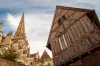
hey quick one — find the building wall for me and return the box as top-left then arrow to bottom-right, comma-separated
64,46 -> 100,66
82,51 -> 100,66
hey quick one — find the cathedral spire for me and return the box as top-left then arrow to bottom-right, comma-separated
14,13 -> 26,39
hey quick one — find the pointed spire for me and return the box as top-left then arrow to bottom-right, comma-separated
14,13 -> 26,39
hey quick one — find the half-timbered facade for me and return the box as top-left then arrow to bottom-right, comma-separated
46,6 -> 100,66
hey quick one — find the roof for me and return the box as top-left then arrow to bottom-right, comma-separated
46,5 -> 100,50
30,53 -> 38,57
56,5 -> 92,12
30,52 -> 40,59
41,50 -> 50,60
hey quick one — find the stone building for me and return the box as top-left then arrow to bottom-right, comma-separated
30,52 -> 40,66
30,50 -> 54,66
0,13 -> 33,66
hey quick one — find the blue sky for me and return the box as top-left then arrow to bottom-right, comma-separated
0,0 -> 100,57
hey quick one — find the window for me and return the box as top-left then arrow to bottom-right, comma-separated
62,15 -> 66,20
62,35 -> 68,47
58,38 -> 63,50
58,15 -> 66,25
65,30 -> 73,46
58,19 -> 62,25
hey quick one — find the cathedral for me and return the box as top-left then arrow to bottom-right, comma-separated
0,13 -> 33,66
0,13 -> 54,66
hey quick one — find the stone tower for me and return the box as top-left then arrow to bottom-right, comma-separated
14,13 -> 29,56
14,13 -> 26,39
12,13 -> 30,65
0,23 -> 3,43
0,14 -> 32,66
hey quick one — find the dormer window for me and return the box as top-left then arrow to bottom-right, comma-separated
58,15 -> 66,25
62,15 -> 66,20
58,19 -> 62,25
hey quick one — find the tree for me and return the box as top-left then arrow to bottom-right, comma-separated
47,62 -> 51,66
40,63 -> 43,66
0,49 -> 19,62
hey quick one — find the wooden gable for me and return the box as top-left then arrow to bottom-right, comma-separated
46,6 -> 100,50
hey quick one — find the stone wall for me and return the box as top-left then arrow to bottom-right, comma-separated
0,59 -> 26,66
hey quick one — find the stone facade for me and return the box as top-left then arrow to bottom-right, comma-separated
0,13 -> 33,66
30,52 -> 40,66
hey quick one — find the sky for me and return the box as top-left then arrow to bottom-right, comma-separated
0,0 -> 100,57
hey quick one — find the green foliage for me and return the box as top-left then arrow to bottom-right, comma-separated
47,62 -> 51,66
0,49 -> 19,62
40,64 -> 43,66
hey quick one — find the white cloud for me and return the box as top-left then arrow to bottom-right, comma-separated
0,0 -> 100,16
77,0 -> 100,4
30,0 -> 51,2
6,13 -> 21,29
6,13 -> 53,57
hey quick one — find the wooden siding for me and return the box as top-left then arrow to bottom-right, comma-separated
47,6 -> 100,66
